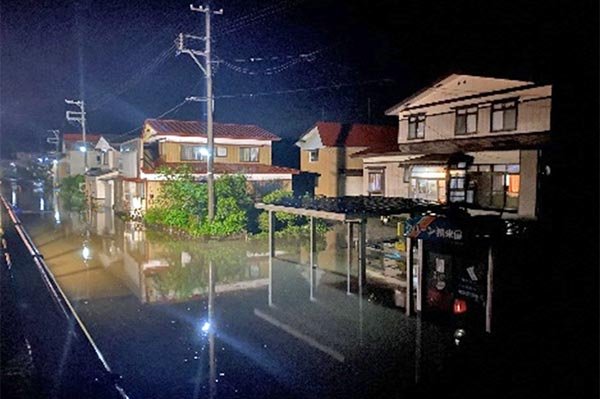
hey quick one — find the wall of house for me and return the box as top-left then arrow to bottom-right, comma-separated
518,150 -> 538,218
345,176 -> 363,196
146,180 -> 163,209
468,150 -> 520,165
300,147 -> 338,196
159,142 -> 272,165
300,147 -> 366,197
397,97 -> 552,143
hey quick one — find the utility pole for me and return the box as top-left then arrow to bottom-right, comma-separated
65,99 -> 88,171
46,129 -> 60,154
176,3 -> 223,221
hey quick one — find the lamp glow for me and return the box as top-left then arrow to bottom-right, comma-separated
79,146 -> 87,152
82,245 -> 91,260
199,147 -> 210,157
201,321 -> 211,333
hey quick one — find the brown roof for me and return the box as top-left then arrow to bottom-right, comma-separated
63,133 -> 102,143
301,122 -> 397,147
398,153 -> 474,165
143,162 -> 299,175
352,131 -> 551,157
145,119 -> 281,141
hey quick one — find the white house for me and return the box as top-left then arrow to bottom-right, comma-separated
355,74 -> 552,218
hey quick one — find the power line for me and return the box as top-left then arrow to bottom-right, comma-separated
213,0 -> 304,38
214,78 -> 395,99
113,99 -> 189,141
89,44 -> 176,111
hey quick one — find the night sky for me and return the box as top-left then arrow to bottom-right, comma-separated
0,0 -> 597,157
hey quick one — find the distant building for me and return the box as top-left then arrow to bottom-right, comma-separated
117,118 -> 299,214
295,122 -> 398,197
354,74 -> 552,218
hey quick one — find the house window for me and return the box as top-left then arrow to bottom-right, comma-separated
240,147 -> 259,162
181,145 -> 207,161
368,170 -> 384,195
469,164 -> 520,210
408,114 -> 425,139
455,106 -> 478,135
409,166 -> 446,203
216,147 -> 227,157
308,149 -> 319,162
491,100 -> 517,132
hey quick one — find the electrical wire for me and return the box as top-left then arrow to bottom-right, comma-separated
214,78 -> 395,99
112,99 -> 190,141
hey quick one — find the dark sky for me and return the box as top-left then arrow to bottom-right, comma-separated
0,0 -> 597,156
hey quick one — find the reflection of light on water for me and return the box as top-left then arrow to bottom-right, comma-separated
40,197 -> 45,211
82,244 -> 92,261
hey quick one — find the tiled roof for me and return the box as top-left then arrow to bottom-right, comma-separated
305,122 -> 398,147
352,131 -> 551,157
143,161 -> 299,175
63,133 -> 103,143
145,119 -> 281,141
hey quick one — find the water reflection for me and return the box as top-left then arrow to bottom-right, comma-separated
7,182 -> 455,399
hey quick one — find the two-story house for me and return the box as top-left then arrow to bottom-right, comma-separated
295,122 -> 398,197
85,136 -> 121,210
56,133 -> 103,180
117,118 -> 299,214
355,74 -> 552,218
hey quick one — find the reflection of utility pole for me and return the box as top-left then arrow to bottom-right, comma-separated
176,3 -> 223,221
208,259 -> 216,398
65,99 -> 88,171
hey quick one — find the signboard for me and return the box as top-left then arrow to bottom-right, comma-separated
406,215 -> 464,242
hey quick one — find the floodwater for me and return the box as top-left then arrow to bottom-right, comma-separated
2,181 -> 574,398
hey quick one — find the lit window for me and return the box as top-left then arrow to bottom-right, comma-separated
455,107 -> 478,135
491,100 -> 517,132
181,145 -> 207,161
408,114 -> 425,139
368,170 -> 384,194
216,147 -> 227,157
240,147 -> 259,162
309,149 -> 319,162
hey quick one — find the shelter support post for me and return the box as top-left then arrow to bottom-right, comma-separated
346,222 -> 353,295
406,237 -> 413,316
358,219 -> 367,294
416,238 -> 423,312
310,216 -> 316,301
268,210 -> 274,307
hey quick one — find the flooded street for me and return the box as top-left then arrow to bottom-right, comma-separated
1,182 -> 574,398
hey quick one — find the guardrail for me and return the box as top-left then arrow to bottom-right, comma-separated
0,195 -> 129,399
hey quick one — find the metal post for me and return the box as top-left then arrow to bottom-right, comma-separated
268,210 -> 274,307
406,236 -> 413,316
358,219 -> 367,293
309,216 -> 316,301
486,245 -> 494,333
416,238 -> 423,312
346,222 -> 353,295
